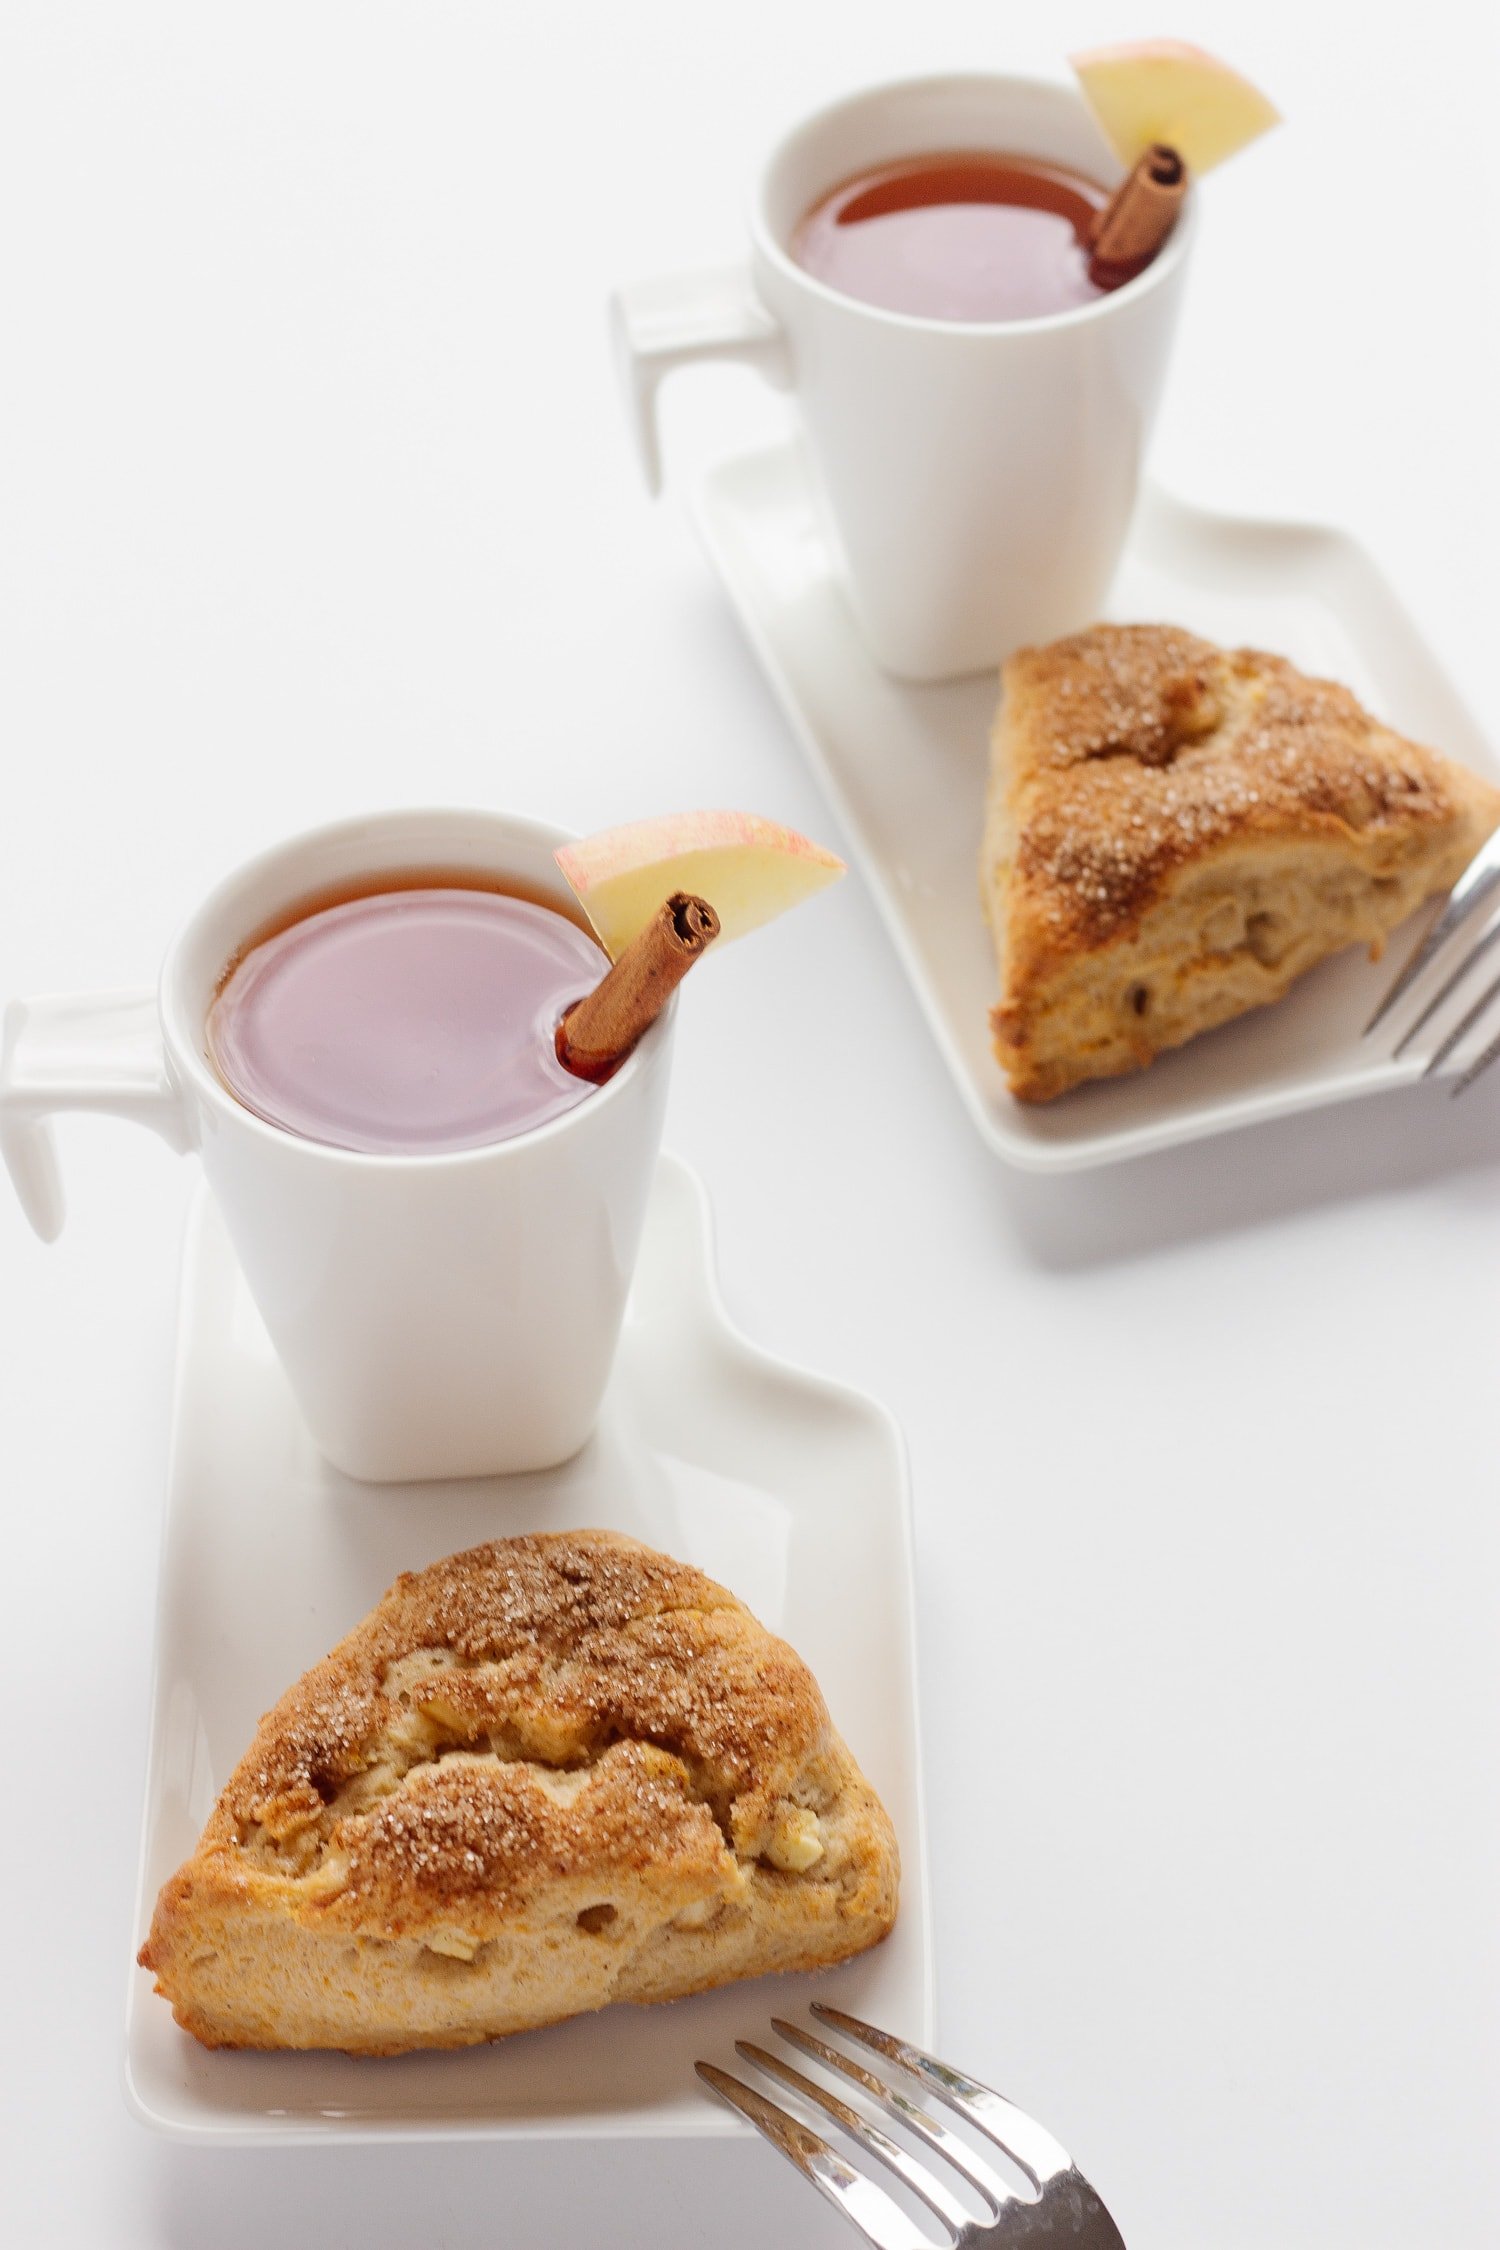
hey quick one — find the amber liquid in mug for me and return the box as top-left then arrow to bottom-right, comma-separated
207,874 -> 609,1155
790,150 -> 1111,323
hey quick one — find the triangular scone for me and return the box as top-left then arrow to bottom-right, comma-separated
139,1531 -> 898,2053
983,624 -> 1500,1102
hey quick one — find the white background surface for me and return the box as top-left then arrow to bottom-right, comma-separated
1,4 -> 1497,2245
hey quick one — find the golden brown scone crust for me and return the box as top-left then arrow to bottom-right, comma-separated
983,624 -> 1500,1101
139,1531 -> 899,2053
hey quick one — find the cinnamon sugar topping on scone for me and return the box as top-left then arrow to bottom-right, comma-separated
139,1531 -> 898,2052
983,624 -> 1500,1101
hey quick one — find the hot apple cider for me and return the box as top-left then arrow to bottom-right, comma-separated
790,150 -> 1114,323
208,878 -> 608,1154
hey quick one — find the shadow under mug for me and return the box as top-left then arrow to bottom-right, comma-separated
0,809 -> 675,1483
613,71 -> 1195,682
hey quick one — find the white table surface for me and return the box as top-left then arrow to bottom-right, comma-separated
2,5 -> 1497,2245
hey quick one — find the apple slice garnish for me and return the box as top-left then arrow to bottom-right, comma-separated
1071,40 -> 1280,176
556,811 -> 844,959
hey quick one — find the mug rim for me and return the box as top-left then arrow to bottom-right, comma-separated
157,806 -> 673,1171
749,68 -> 1197,339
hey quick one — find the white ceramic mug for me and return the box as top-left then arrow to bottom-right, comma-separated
0,810 -> 674,1483
613,72 -> 1194,682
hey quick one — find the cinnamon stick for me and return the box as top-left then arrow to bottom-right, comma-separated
1087,143 -> 1187,289
557,891 -> 720,1082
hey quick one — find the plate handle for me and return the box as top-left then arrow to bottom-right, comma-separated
0,990 -> 194,1242
609,264 -> 791,494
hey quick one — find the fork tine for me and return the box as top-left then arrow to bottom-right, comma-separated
811,2004 -> 1072,2187
1451,1017 -> 1500,1098
1365,832 -> 1500,1034
737,2040 -> 969,2237
771,2017 -> 1019,2214
695,2064 -> 931,2250
1392,912 -> 1500,1058
1417,960 -> 1500,1079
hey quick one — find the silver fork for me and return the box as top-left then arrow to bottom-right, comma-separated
697,2005 -> 1126,2250
1364,828 -> 1500,1093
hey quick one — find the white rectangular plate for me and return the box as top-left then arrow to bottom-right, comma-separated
126,1154 -> 932,2143
694,443 -> 1497,1170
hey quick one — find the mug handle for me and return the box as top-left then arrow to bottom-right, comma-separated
0,991 -> 194,1242
609,265 -> 792,494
